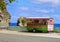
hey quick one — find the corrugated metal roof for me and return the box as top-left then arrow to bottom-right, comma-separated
26,17 -> 50,18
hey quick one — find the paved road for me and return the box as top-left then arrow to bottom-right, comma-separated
0,33 -> 60,42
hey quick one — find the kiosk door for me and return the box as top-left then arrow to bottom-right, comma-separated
48,19 -> 54,31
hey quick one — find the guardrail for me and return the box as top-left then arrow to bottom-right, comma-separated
8,26 -> 28,31
54,27 -> 60,33
0,26 -> 8,29
0,26 -> 60,33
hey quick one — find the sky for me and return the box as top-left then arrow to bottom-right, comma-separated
6,0 -> 60,24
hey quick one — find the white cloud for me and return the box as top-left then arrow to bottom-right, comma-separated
42,15 -> 50,17
36,9 -> 50,13
18,6 -> 29,10
35,9 -> 54,13
53,14 -> 60,18
10,16 -> 20,23
53,14 -> 60,23
29,0 -> 60,6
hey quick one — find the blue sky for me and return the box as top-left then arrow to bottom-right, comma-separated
6,0 -> 60,24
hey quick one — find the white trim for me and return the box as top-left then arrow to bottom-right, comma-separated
26,17 -> 50,18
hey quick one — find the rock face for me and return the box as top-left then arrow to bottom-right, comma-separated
0,0 -> 12,27
0,10 -> 11,26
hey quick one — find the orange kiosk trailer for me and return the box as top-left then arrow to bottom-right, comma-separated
19,17 -> 54,32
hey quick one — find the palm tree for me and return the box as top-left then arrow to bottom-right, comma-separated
18,17 -> 27,27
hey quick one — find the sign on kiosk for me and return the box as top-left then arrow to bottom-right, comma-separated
48,18 -> 54,31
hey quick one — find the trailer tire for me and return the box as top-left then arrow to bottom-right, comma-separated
33,29 -> 36,32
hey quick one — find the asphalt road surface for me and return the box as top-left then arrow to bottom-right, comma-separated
0,33 -> 60,42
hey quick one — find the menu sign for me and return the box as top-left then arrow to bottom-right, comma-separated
48,19 -> 54,31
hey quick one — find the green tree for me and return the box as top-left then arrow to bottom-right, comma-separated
0,0 -> 15,11
9,0 -> 15,3
0,0 -> 15,19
